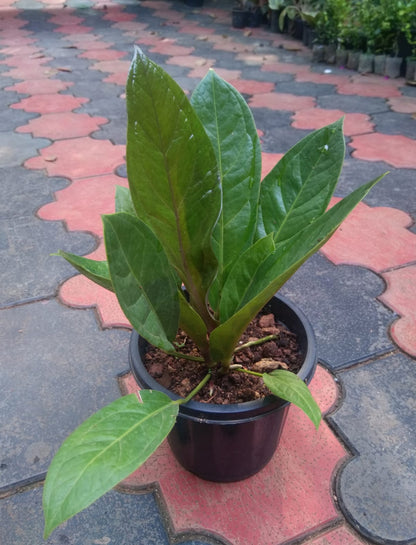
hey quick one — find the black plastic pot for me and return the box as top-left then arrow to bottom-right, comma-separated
184,0 -> 203,6
129,295 -> 317,482
232,8 -> 247,29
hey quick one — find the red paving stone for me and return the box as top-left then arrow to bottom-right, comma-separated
336,78 -> 402,98
37,173 -> 127,234
262,152 -> 283,177
379,266 -> 416,358
5,79 -> 73,94
388,96 -> 416,114
149,39 -> 194,57
292,108 -> 373,136
349,133 -> 416,168
89,59 -> 131,78
25,137 -> 125,179
16,112 -> 108,139
228,78 -> 275,95
262,60 -> 311,75
321,199 -> 416,273
120,365 -> 346,545
78,49 -> 127,61
303,525 -> 367,544
166,55 -> 214,69
10,94 -> 88,114
249,92 -> 315,111
235,52 -> 279,65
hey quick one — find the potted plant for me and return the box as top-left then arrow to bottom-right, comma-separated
42,49 -> 384,538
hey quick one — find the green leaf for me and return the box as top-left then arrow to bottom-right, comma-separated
126,48 -> 221,318
56,250 -> 113,292
218,234 -> 275,322
178,290 -> 209,356
43,391 -> 178,538
258,119 -> 345,243
115,185 -> 136,215
210,174 -> 384,363
191,70 -> 262,310
263,370 -> 321,429
103,212 -> 179,352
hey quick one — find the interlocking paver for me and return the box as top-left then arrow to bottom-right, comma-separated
1,1 -> 415,544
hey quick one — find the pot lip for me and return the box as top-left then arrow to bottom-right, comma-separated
129,294 -> 317,419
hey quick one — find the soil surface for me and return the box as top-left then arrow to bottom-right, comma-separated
144,308 -> 303,404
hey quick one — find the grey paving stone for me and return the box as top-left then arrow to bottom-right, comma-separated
372,110 -> 416,139
0,487 -> 224,545
317,93 -> 388,114
251,107 -> 310,153
0,133 -> 50,168
0,166 -> 68,218
0,300 -> 130,490
0,215 -> 94,306
329,352 -> 416,543
276,80 -> 337,96
0,108 -> 37,132
337,159 -> 416,219
280,253 -> 395,368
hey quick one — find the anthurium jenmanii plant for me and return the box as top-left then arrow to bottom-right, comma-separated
43,48 -> 384,538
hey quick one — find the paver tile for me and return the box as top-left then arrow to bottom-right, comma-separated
11,93 -> 88,114
349,133 -> 416,168
25,136 -> 125,178
120,366 -> 346,545
249,91 -> 315,111
16,111 -> 108,139
5,78 -> 73,94
321,199 -> 416,272
38,173 -> 127,233
292,108 -> 373,135
380,265 -> 416,357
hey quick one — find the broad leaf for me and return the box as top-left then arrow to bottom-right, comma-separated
263,370 -> 321,429
257,119 -> 345,242
115,185 -> 136,215
57,250 -> 113,292
191,70 -> 262,311
210,175 -> 384,363
126,48 -> 221,318
218,234 -> 275,322
103,212 -> 179,352
43,391 -> 178,538
178,291 -> 209,357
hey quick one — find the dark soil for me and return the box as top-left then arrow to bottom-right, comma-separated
143,308 -> 303,405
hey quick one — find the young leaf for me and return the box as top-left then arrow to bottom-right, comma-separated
126,48 -> 221,317
43,391 -> 179,539
115,185 -> 136,215
103,212 -> 179,352
257,119 -> 345,242
191,70 -> 262,310
263,370 -> 321,429
210,174 -> 384,363
56,250 -> 113,292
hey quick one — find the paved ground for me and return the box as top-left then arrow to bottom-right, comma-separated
0,0 -> 415,544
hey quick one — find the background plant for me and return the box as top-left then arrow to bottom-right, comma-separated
42,49 -> 384,539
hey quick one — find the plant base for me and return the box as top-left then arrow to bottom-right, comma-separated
129,295 -> 317,482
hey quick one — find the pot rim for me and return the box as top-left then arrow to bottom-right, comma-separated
129,294 -> 317,420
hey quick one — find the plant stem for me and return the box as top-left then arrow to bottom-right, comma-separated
169,350 -> 205,362
175,372 -> 212,404
235,368 -> 263,377
234,334 -> 278,353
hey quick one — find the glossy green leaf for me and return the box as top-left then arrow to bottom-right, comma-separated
263,370 -> 321,429
218,234 -> 275,322
126,48 -> 221,318
178,290 -> 210,357
257,119 -> 345,243
191,70 -> 262,310
210,175 -> 383,363
43,391 -> 178,538
103,212 -> 179,352
56,250 -> 113,292
115,185 -> 136,215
